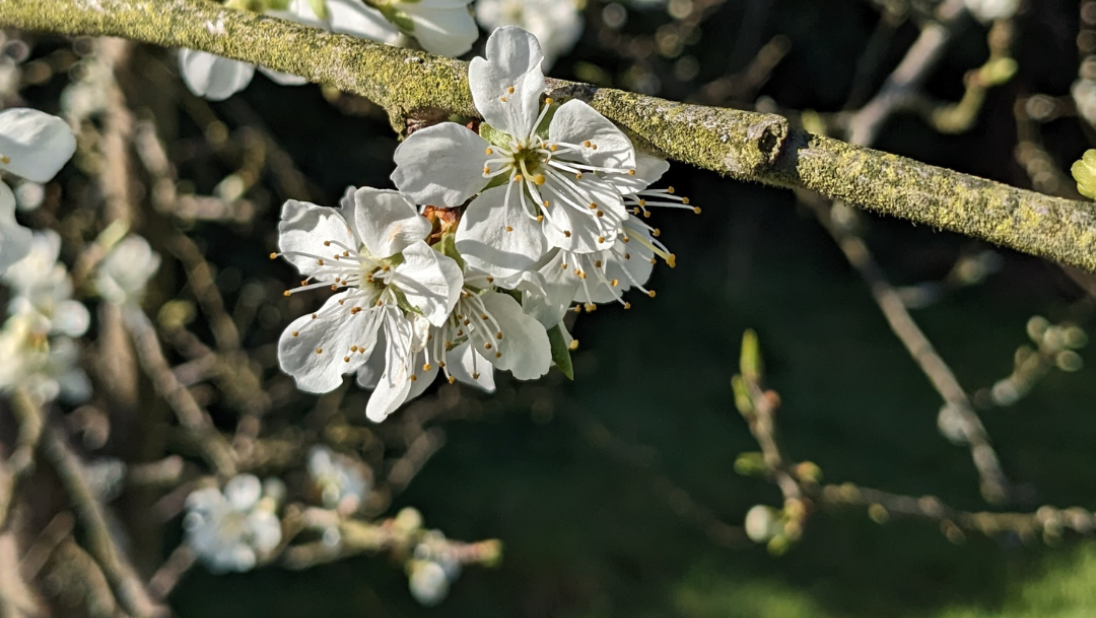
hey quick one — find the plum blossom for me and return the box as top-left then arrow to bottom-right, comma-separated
392,26 -> 637,281
184,475 -> 283,573
0,108 -> 76,274
273,187 -> 463,421
95,235 -> 162,305
3,231 -> 90,338
0,311 -> 90,406
475,0 -> 583,69
179,0 -> 476,101
308,446 -> 371,514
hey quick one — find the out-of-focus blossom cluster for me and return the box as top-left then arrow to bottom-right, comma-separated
271,27 -> 696,422
185,475 -> 285,573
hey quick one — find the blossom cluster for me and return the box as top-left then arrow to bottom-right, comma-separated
273,27 -> 694,421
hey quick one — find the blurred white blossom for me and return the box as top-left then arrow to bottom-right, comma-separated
96,235 -> 161,305
0,311 -> 90,405
3,230 -> 90,338
475,0 -> 583,68
184,475 -> 283,573
964,0 -> 1019,22
308,446 -> 370,514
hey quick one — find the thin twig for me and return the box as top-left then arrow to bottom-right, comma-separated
39,423 -> 164,618
121,305 -> 238,477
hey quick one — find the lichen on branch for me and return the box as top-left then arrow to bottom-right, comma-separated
3,0 -> 1096,271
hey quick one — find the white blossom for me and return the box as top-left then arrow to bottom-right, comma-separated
0,108 -> 76,274
308,446 -> 371,514
96,235 -> 162,305
965,0 -> 1019,22
0,311 -> 90,405
475,0 -> 583,68
392,27 -> 636,281
408,559 -> 451,606
3,231 -> 90,338
274,187 -> 463,422
184,475 -> 283,573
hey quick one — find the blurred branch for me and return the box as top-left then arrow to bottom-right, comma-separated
4,1 -> 1096,271
122,305 -> 238,478
39,423 -> 165,618
0,388 -> 46,531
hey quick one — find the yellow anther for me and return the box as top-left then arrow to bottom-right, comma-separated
624,252 -> 631,259
486,276 -> 495,283
667,186 -> 675,194
569,339 -> 579,351
573,306 -> 582,313
668,254 -> 677,268
537,215 -> 544,222
624,302 -> 632,310
638,199 -> 647,207
311,314 -> 317,319
597,236 -> 606,243
496,332 -> 503,340
597,210 -> 604,218
317,258 -> 324,265
595,260 -> 603,268
611,279 -> 618,287
448,376 -> 456,383
648,290 -> 657,298
330,284 -> 338,291
495,352 -> 502,358
652,229 -> 661,237
486,147 -> 493,155
650,258 -> 657,265
643,211 -> 651,218
513,174 -> 523,182
323,241 -> 331,246
472,373 -> 480,380
344,356 -> 350,362
292,331 -> 299,337
485,342 -> 493,350
351,345 -> 359,352
544,97 -> 553,105
410,374 -> 418,382
484,167 -> 491,174
283,290 -> 291,297
550,144 -> 558,152
583,140 -> 592,147
0,156 -> 9,164
682,197 -> 691,205
315,348 -> 323,354
579,272 -> 587,279
269,252 -> 278,259
506,226 -> 514,232
628,169 -> 636,176
543,200 -> 551,207
480,313 -> 488,320
534,174 -> 546,185
693,206 -> 702,214
575,172 -> 583,180
564,230 -> 572,237
508,86 -> 515,94
500,96 -> 508,102
438,361 -> 446,368
584,303 -> 596,312
589,202 -> 597,209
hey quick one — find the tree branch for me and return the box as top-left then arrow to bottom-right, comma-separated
3,0 -> 1096,271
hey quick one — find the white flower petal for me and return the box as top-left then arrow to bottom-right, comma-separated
366,308 -> 415,422
351,188 -> 431,258
328,0 -> 402,41
391,241 -> 463,326
224,474 -> 263,511
355,342 -> 386,390
0,181 -> 32,275
404,6 -> 479,57
278,292 -> 382,393
177,49 -> 255,101
248,510 -> 283,553
278,199 -> 359,278
524,250 -> 578,326
446,342 -> 496,391
455,184 -> 548,280
479,291 -> 550,379
469,26 -> 546,137
0,108 -> 76,183
405,350 -> 440,401
548,100 -> 635,169
257,66 -> 310,86
392,123 -> 490,207
606,150 -> 668,195
52,300 -> 91,337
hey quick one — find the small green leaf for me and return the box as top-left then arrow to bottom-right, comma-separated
547,324 -> 574,380
479,122 -> 512,148
731,375 -> 753,416
739,329 -> 763,381
733,452 -> 767,476
264,0 -> 291,10
1072,149 -> 1096,200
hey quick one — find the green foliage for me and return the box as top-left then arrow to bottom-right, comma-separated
546,324 -> 573,380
